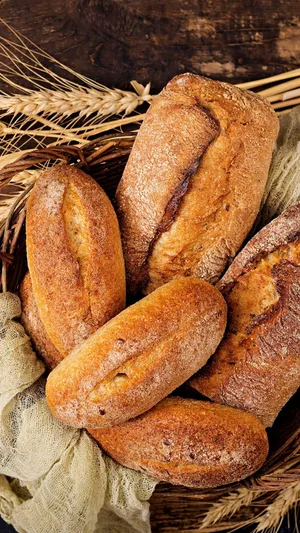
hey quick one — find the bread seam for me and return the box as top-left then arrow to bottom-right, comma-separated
136,112 -> 220,293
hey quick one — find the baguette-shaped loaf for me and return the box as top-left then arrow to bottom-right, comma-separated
189,203 -> 300,427
20,273 -> 63,370
90,397 -> 268,488
116,73 -> 279,296
26,164 -> 126,356
46,278 -> 227,428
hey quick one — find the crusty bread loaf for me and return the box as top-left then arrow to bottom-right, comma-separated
90,397 -> 268,488
20,273 -> 63,370
26,164 -> 126,356
189,203 -> 300,427
46,278 -> 227,428
116,73 -> 279,297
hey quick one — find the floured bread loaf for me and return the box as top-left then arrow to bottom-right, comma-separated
90,397 -> 268,488
189,203 -> 300,427
46,278 -> 227,428
116,73 -> 279,296
26,164 -> 126,356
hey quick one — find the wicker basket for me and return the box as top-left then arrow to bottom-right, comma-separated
0,132 -> 299,533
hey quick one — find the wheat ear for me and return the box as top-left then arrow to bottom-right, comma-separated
254,481 -> 300,532
201,487 -> 257,528
0,83 -> 152,120
0,21 -> 152,155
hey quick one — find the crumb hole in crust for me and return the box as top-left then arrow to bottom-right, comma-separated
99,408 -> 106,415
113,372 -> 128,381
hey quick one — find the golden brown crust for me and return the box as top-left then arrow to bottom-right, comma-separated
46,278 -> 227,428
26,164 -> 126,356
218,202 -> 300,289
116,73 -> 279,297
20,273 -> 63,370
90,397 -> 268,488
189,204 -> 300,427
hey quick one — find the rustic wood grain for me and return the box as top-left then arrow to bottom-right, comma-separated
0,0 -> 299,92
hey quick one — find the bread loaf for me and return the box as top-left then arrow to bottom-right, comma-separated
20,273 -> 63,370
46,278 -> 227,428
90,397 -> 268,488
189,203 -> 300,427
116,73 -> 279,297
26,164 -> 126,356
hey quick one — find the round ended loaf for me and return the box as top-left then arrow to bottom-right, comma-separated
26,164 -> 126,356
46,278 -> 227,428
90,397 -> 269,488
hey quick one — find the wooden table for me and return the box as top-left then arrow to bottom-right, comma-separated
0,0 -> 299,92
0,1 -> 299,532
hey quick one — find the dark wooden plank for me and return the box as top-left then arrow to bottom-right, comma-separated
0,0 -> 299,92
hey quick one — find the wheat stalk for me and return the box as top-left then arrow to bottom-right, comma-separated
259,77 -> 300,98
0,20 -> 151,156
201,487 -> 258,528
0,83 -> 152,120
236,68 -> 300,89
199,443 -> 300,531
254,481 -> 300,532
0,169 -> 39,220
0,113 -> 146,142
